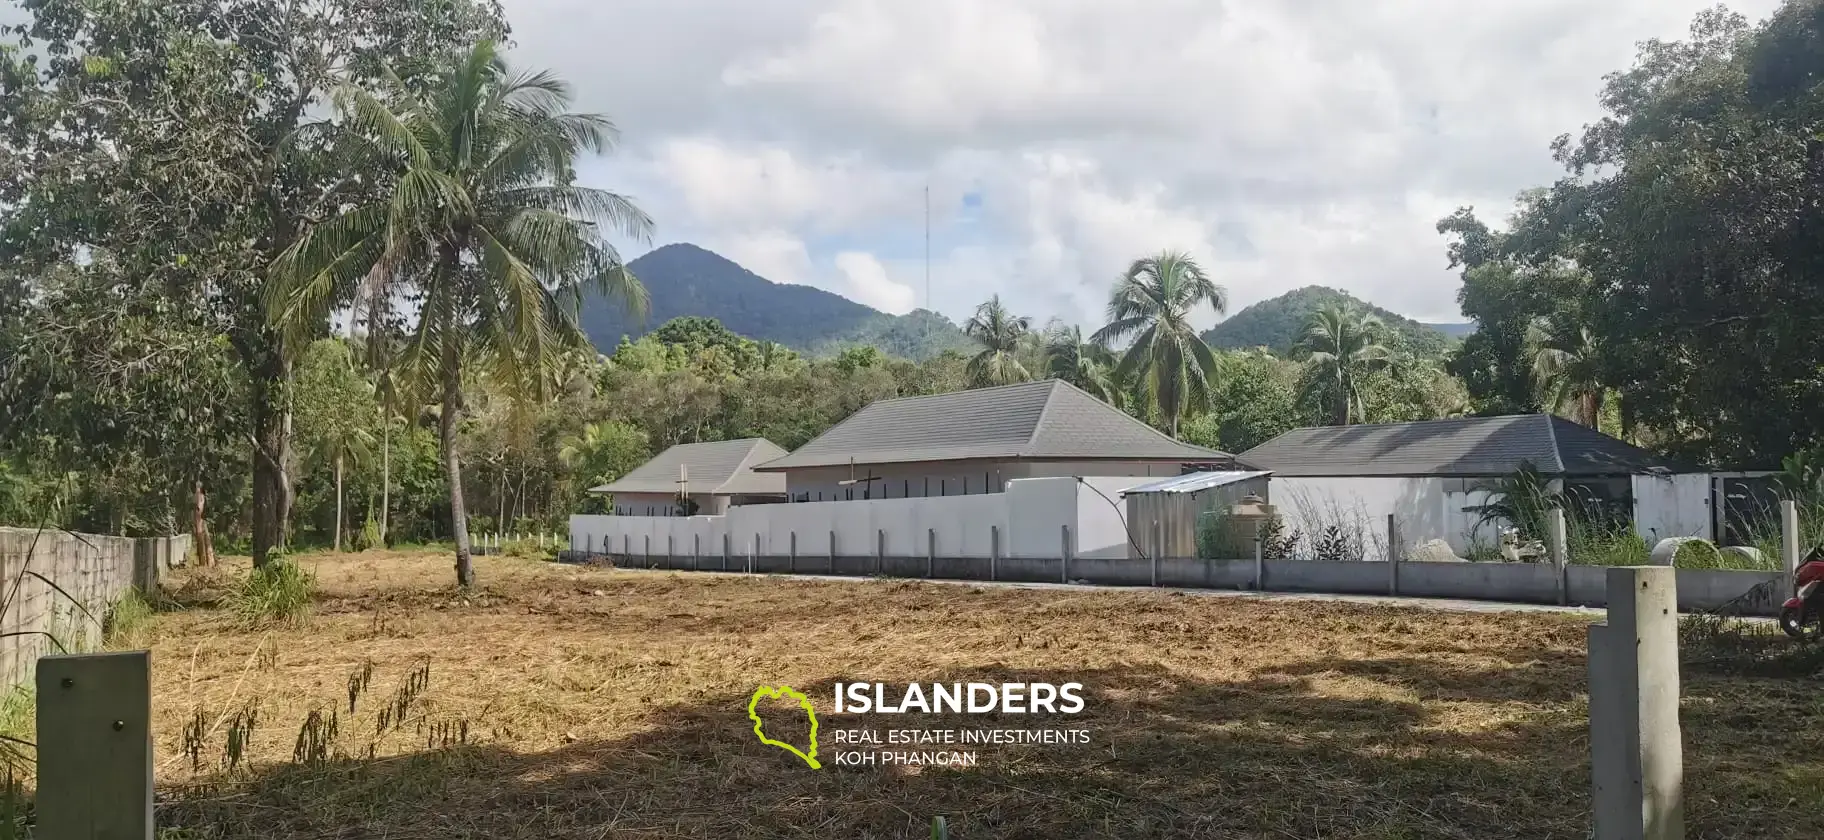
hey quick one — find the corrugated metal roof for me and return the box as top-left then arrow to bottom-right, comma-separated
752,379 -> 1229,471
1237,414 -> 1691,477
589,438 -> 790,496
1120,471 -> 1272,495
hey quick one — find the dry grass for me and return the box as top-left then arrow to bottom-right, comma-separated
143,550 -> 1823,839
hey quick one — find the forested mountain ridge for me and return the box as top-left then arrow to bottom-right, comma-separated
1200,286 -> 1460,356
579,244 -> 972,360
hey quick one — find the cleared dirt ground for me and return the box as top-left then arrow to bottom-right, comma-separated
149,550 -> 1823,839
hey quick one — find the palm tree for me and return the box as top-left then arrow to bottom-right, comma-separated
1090,251 -> 1226,437
1530,318 -> 1604,428
1297,305 -> 1393,426
268,42 -> 653,586
1042,323 -> 1123,407
963,295 -> 1033,387
311,417 -> 376,553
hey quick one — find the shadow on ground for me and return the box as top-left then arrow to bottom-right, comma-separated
156,650 -> 1824,840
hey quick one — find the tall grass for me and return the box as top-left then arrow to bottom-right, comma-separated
104,589 -> 156,649
229,560 -> 316,626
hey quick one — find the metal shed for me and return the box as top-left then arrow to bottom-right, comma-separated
1121,471 -> 1272,560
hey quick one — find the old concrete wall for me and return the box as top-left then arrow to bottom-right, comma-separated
0,528 -> 190,690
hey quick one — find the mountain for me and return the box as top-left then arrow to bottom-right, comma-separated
1421,321 -> 1477,338
578,243 -> 972,360
1200,286 -> 1458,357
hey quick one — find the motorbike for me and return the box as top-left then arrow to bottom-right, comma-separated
1779,551 -> 1824,639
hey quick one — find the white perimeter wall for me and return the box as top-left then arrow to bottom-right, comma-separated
572,475 -> 1149,561
1273,477 -> 1504,556
1631,473 -> 1713,542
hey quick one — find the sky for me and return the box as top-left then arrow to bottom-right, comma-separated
501,0 -> 1786,330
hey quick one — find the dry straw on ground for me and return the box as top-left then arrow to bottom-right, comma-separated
146,550 -> 1822,839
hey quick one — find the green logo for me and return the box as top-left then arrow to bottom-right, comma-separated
748,685 -> 821,769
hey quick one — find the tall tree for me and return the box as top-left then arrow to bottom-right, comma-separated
1042,323 -> 1123,406
0,0 -> 507,565
1296,305 -> 1393,426
1530,318 -> 1605,428
269,41 -> 653,586
962,295 -> 1033,388
1092,251 -> 1226,437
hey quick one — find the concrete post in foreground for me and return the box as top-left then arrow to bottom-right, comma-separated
1386,514 -> 1401,596
37,651 -> 153,840
1781,499 -> 1801,582
1548,508 -> 1569,605
1589,566 -> 1683,840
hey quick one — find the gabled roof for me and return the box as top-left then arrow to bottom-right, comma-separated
752,379 -> 1229,471
1121,471 -> 1272,495
1237,414 -> 1692,477
590,438 -> 789,496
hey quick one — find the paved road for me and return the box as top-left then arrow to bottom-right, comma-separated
619,565 -> 1616,618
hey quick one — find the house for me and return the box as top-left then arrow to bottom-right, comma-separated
750,379 -> 1232,501
590,438 -> 789,516
1237,414 -> 1708,552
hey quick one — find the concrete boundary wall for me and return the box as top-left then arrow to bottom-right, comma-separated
0,527 -> 190,690
576,544 -> 1788,617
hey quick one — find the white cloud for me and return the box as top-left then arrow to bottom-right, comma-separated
507,0 -> 1787,327
833,252 -> 917,314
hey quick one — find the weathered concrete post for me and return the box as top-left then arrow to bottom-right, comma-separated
1781,499 -> 1801,583
1386,514 -> 1401,596
1061,525 -> 1072,583
989,525 -> 999,582
926,528 -> 936,578
1588,566 -> 1683,840
1150,518 -> 1162,587
722,533 -> 731,571
644,534 -> 651,568
828,530 -> 837,572
876,529 -> 885,576
37,651 -> 153,840
789,531 -> 798,574
1253,523 -> 1265,591
693,533 -> 701,571
750,532 -> 759,574
623,534 -> 630,557
1549,507 -> 1570,606
666,534 -> 674,569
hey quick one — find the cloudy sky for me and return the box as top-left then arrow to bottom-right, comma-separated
507,0 -> 1795,330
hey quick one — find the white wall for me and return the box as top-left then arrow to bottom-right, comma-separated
1273,477 -> 1505,557
607,491 -> 731,517
1632,473 -> 1713,542
573,476 -> 1107,561
1074,476 -> 1155,559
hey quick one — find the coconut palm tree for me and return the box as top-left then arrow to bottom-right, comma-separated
1042,323 -> 1123,407
1530,318 -> 1604,428
963,295 -> 1033,387
1297,305 -> 1393,426
1090,251 -> 1226,437
267,41 -> 653,586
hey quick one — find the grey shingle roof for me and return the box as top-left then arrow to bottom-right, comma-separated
1237,414 -> 1692,477
590,438 -> 790,495
752,379 -> 1229,471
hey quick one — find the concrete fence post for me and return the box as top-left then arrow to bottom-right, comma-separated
990,525 -> 999,582
1781,499 -> 1801,585
37,651 -> 153,840
1588,566 -> 1683,840
1548,507 -> 1569,606
623,534 -> 630,557
1253,522 -> 1265,591
1386,514 -> 1401,596
693,534 -> 701,571
723,533 -> 731,572
643,534 -> 651,567
926,528 -> 936,579
876,529 -> 885,576
1150,518 -> 1162,587
789,531 -> 798,574
1061,525 -> 1072,583
666,534 -> 674,569
750,533 -> 759,574
829,529 -> 837,571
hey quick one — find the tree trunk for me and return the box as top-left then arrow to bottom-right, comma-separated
441,345 -> 475,588
333,451 -> 344,553
380,418 -> 391,546
249,351 -> 293,568
1582,390 -> 1603,430
1335,371 -> 1351,426
191,479 -> 216,568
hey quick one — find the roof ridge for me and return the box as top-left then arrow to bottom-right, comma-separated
1022,379 -> 1066,455
1540,413 -> 1566,473
860,378 -> 1055,409
713,439 -> 770,493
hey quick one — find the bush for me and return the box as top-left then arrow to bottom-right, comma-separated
229,560 -> 316,626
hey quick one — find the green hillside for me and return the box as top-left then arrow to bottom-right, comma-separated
578,243 -> 972,360
1201,286 -> 1456,356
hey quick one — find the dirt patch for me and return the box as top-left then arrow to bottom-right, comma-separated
147,551 -> 1822,839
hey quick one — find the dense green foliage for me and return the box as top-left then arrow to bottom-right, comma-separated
1201,286 -> 1456,357
579,243 -> 974,360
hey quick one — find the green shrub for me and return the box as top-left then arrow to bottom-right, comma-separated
103,589 -> 155,648
357,514 -> 384,551
229,560 -> 316,626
